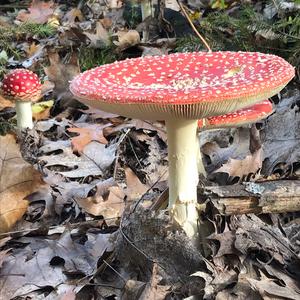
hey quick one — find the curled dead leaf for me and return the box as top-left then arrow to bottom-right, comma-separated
16,0 -> 55,24
114,30 -> 140,49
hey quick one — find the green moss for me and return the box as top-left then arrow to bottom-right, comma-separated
0,23 -> 56,59
78,46 -> 118,71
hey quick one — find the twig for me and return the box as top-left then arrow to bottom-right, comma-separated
177,1 -> 212,52
103,259 -> 127,282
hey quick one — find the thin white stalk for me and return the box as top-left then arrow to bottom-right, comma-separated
141,0 -> 152,42
165,118 -> 200,237
196,137 -> 206,176
15,101 -> 33,129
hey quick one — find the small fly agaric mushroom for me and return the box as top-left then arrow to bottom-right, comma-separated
198,99 -> 273,130
196,99 -> 273,174
70,52 -> 294,238
1,69 -> 41,129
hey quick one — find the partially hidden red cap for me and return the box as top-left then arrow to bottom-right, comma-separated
198,99 -> 273,129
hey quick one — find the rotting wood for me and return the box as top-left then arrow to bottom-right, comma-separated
204,180 -> 300,215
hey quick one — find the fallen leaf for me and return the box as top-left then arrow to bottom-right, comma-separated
223,66 -> 243,78
44,51 -> 80,103
0,134 -> 44,233
0,94 -> 13,110
40,142 -> 117,178
76,180 -> 125,220
16,0 -> 55,24
63,8 -> 84,25
247,271 -> 300,300
114,30 -> 140,49
68,124 -> 111,153
107,0 -> 123,8
0,231 -> 115,298
215,148 -> 262,178
84,21 -> 110,48
23,42 -> 43,58
0,249 -> 10,268
125,167 -> 149,201
60,290 -> 76,300
100,18 -> 113,29
80,107 -> 119,120
139,264 -> 170,300
262,94 -> 300,175
32,100 -> 54,121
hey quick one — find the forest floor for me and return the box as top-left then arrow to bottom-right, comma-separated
0,0 -> 300,299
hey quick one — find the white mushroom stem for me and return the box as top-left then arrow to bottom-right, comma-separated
196,139 -> 206,176
15,101 -> 33,129
166,118 -> 200,237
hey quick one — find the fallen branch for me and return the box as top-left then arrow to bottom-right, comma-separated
204,180 -> 300,215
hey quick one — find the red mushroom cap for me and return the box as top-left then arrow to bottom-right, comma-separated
70,52 -> 294,120
198,99 -> 273,129
1,69 -> 41,102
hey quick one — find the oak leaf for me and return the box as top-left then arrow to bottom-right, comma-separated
16,0 -> 55,24
0,134 -> 44,233
68,123 -> 111,153
44,51 -> 80,103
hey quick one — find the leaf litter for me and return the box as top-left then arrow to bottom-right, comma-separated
0,0 -> 300,299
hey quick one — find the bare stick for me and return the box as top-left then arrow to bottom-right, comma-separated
177,1 -> 212,52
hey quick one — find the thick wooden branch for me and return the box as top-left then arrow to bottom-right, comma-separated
204,180 -> 300,215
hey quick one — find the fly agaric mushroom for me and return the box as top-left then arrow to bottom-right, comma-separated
1,69 -> 41,129
70,51 -> 294,238
196,99 -> 273,175
198,99 -> 273,130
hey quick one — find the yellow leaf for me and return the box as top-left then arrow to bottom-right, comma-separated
32,100 -> 54,121
223,66 -> 243,78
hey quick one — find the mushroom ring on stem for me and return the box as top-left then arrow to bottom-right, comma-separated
70,51 -> 294,238
1,69 -> 41,129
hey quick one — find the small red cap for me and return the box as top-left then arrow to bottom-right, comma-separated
198,99 -> 273,129
1,69 -> 41,102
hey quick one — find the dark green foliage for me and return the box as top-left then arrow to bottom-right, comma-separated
78,46 -> 118,71
175,4 -> 300,67
0,23 -> 56,59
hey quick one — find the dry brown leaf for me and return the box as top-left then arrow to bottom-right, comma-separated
16,0 -> 55,24
125,167 -> 149,201
100,18 -> 113,29
44,51 -> 80,103
80,107 -> 119,120
23,42 -> 43,58
84,21 -> 110,48
59,290 -> 76,300
139,264 -> 170,300
107,0 -> 123,8
0,94 -> 13,110
68,124 -> 110,153
75,179 -> 125,219
63,8 -> 84,25
247,272 -> 300,300
0,249 -> 10,268
114,30 -> 140,49
215,148 -> 262,178
0,134 -> 44,233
